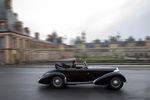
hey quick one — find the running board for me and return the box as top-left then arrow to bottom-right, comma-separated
67,81 -> 93,85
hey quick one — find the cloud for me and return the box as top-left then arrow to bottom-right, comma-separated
12,0 -> 150,43
77,0 -> 148,41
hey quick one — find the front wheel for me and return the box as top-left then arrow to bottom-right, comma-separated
51,76 -> 65,88
107,77 -> 124,90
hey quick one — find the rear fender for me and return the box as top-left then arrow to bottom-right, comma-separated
93,72 -> 126,85
39,72 -> 67,84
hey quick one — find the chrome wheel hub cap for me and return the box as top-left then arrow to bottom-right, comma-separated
111,78 -> 121,88
55,79 -> 60,84
113,80 -> 119,85
53,77 -> 62,87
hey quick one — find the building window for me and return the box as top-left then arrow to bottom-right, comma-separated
11,37 -> 16,48
0,20 -> 7,30
0,37 -> 5,48
139,53 -> 143,57
143,53 -> 148,57
19,39 -> 23,48
25,40 -> 29,48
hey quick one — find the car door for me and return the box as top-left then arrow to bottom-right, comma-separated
65,68 -> 90,82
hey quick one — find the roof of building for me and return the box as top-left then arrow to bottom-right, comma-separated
100,41 -> 110,47
0,0 -> 7,19
83,40 -> 146,48
0,0 -> 30,36
85,43 -> 95,48
135,41 -> 146,46
85,41 -> 110,48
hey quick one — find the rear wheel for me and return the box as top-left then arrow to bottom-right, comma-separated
107,77 -> 123,90
51,76 -> 65,88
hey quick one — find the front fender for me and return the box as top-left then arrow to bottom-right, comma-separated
93,72 -> 126,85
39,72 -> 67,84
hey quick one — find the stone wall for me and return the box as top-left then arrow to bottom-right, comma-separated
26,47 -> 150,62
23,49 -> 75,62
1,47 -> 150,64
75,47 -> 150,60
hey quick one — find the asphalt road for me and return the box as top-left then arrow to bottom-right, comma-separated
0,66 -> 150,100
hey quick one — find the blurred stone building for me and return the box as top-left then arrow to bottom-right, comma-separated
75,34 -> 150,60
0,0 -> 149,65
0,0 -> 74,64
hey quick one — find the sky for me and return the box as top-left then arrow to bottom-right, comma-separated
12,0 -> 150,44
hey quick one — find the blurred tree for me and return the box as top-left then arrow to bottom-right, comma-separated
116,32 -> 121,41
46,31 -> 63,44
74,36 -> 82,44
46,35 -> 53,42
52,31 -> 57,38
81,32 -> 86,42
109,36 -> 118,42
126,36 -> 135,42
93,39 -> 101,44
51,31 -> 57,43
46,31 -> 57,43
145,36 -> 150,40
57,37 -> 63,44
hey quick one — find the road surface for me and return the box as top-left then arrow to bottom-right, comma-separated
0,66 -> 150,100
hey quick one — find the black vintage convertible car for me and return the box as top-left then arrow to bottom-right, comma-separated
38,60 -> 126,90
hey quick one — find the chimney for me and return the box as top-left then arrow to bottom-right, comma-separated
5,0 -> 12,10
35,32 -> 39,39
15,21 -> 23,32
24,27 -> 30,35
14,13 -> 18,19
